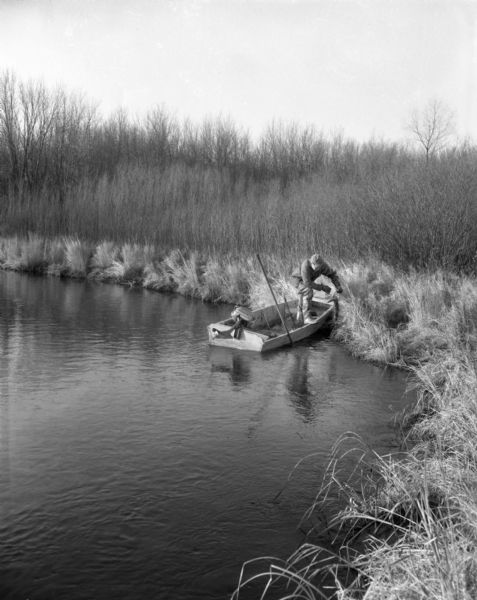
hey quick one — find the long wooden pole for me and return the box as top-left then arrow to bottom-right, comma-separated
256,254 -> 293,346
282,294 -> 296,328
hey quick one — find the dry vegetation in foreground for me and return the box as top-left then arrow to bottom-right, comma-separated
1,236 -> 477,599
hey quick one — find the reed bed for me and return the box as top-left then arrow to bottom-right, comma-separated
4,158 -> 477,272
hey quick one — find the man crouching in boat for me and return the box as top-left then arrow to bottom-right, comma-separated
292,254 -> 343,324
212,305 -> 254,339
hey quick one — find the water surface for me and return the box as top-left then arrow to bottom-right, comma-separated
0,271 -> 412,599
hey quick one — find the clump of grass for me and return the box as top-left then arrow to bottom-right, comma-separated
405,353 -> 477,459
333,262 -> 477,367
232,544 -> 339,600
337,447 -> 477,600
64,237 -> 93,278
382,298 -> 409,329
103,243 -> 148,283
160,249 -> 204,297
18,233 -> 46,271
348,511 -> 477,600
367,272 -> 395,299
89,241 -> 119,278
45,238 -> 67,276
396,326 -> 449,365
0,234 -> 47,272
202,256 -> 252,303
0,236 -> 22,270
120,243 -> 147,281
142,259 -> 176,292
455,281 -> 477,351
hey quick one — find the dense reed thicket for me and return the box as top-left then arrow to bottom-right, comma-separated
1,71 -> 477,271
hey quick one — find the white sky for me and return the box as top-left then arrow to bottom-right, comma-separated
0,0 -> 476,142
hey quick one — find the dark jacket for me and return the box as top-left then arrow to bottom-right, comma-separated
292,257 -> 341,290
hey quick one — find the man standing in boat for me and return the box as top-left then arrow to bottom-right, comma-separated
292,254 -> 343,324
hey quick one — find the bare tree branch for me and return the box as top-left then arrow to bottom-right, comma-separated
408,99 -> 455,162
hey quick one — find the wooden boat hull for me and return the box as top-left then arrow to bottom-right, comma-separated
207,296 -> 335,352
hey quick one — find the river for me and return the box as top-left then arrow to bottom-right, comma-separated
0,271 -> 413,600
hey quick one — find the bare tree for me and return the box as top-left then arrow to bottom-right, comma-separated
18,79 -> 62,190
145,106 -> 180,165
408,99 -> 455,162
0,70 -> 21,190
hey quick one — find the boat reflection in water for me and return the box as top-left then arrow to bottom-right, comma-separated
209,348 -> 252,388
286,347 -> 315,422
209,339 -> 336,425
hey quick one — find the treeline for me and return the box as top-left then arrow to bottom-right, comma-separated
1,71 -> 477,271
0,70 -> 412,193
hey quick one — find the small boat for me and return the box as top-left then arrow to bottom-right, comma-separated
207,294 -> 336,352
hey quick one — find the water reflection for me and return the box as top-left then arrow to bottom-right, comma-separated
286,348 -> 316,422
210,344 -> 331,424
209,348 -> 251,388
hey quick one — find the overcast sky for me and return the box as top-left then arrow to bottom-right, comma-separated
0,0 -> 475,143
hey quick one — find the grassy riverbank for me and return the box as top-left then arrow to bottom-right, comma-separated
1,234 -> 476,598
300,264 -> 477,599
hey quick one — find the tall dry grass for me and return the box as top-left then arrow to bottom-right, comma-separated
3,156 -> 476,271
0,235 -> 258,303
0,166 -> 356,260
334,263 -> 477,365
